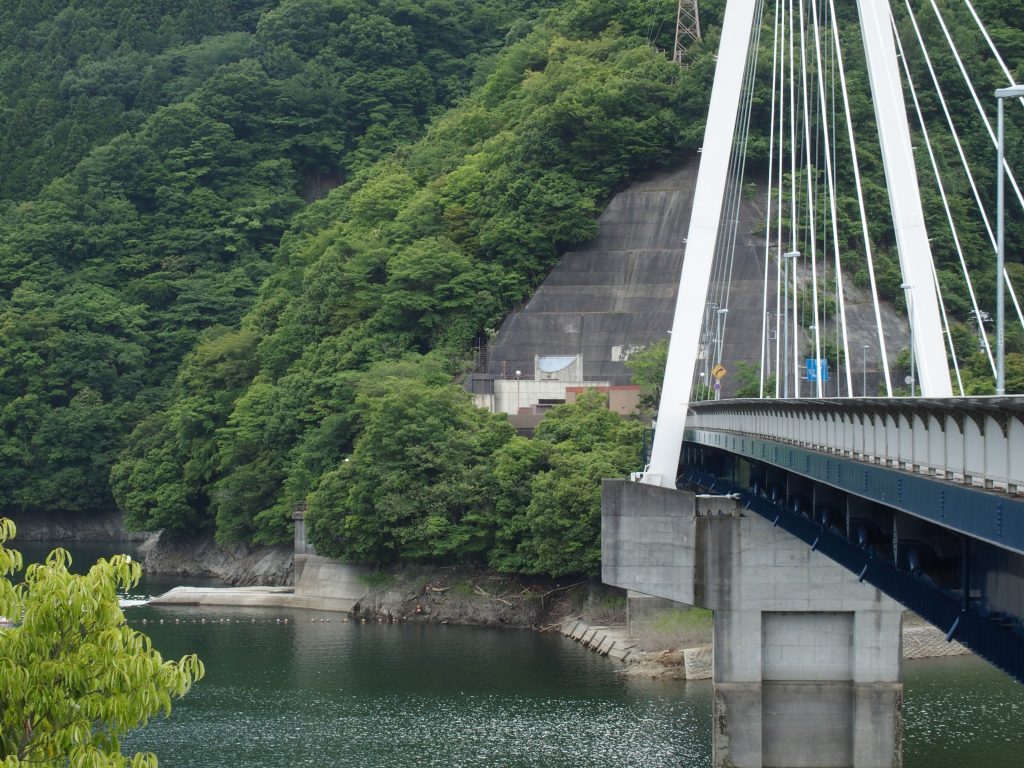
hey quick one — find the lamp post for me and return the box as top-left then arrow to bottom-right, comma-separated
901,283 -> 915,396
808,324 -> 821,397
715,308 -> 729,364
862,344 -> 869,397
995,85 -> 1024,395
782,251 -> 801,398
702,302 -> 718,387
715,308 -> 729,401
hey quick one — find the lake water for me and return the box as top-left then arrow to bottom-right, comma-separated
12,541 -> 1024,767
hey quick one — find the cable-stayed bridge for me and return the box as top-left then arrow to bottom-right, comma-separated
602,2 -> 1023,765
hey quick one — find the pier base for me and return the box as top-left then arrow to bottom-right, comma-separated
602,480 -> 902,768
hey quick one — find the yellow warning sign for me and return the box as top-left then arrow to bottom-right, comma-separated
712,364 -> 728,380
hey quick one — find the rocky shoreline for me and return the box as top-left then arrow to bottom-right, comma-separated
140,531 -> 293,586
138,537 -> 973,673
12,516 -> 973,672
6,509 -> 152,542
563,616 -> 970,681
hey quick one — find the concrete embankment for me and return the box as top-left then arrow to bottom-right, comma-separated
149,586 -> 298,609
150,558 -> 593,628
150,556 -> 366,612
564,616 -> 969,680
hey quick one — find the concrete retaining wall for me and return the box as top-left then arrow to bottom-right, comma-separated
290,556 -> 370,611
561,616 -> 965,683
561,619 -> 637,662
151,557 -> 370,613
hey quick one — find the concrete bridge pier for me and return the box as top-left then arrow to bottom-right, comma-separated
602,480 -> 902,768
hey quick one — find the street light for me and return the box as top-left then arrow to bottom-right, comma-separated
782,251 -> 801,398
862,344 -> 869,397
901,283 -> 915,397
715,308 -> 729,363
995,84 -> 1024,395
715,308 -> 729,401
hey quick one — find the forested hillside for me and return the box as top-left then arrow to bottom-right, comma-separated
3,0 -> 1022,578
112,0 -> 716,575
0,0 -> 707,577
0,0 -> 551,522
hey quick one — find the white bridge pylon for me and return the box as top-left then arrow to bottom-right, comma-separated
645,0 -> 954,489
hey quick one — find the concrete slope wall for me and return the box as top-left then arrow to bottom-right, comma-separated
487,164 -> 696,386
486,160 -> 774,395
487,158 -> 911,398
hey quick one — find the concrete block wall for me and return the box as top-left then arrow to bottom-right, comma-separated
291,556 -> 370,612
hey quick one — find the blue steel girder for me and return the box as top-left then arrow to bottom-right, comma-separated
682,440 -> 1024,684
684,427 -> 1024,556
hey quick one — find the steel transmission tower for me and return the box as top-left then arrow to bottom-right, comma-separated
673,0 -> 701,63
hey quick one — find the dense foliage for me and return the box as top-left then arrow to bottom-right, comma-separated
109,0 -> 713,567
0,0 -> 701,576
0,0 -> 548,526
0,519 -> 203,766
0,1 -> 275,201
307,387 -> 641,577
6,0 -> 1020,577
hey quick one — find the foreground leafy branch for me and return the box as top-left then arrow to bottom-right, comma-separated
0,519 -> 203,767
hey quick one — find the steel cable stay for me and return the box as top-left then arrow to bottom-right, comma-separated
828,0 -> 893,396
711,0 -> 1024,401
701,58 -> 744,395
830,5 -> 843,396
774,0 -> 788,396
918,1 -> 1024,335
797,0 -> 823,397
901,0 -> 1024,335
925,0 -> 1024,214
899,0 -> 1024,336
760,0 -> 784,398
810,0 -> 830,395
787,0 -> 802,397
696,0 -> 765,399
718,0 -> 766,367
963,0 -> 1024,110
809,0 -> 853,398
890,11 -> 984,390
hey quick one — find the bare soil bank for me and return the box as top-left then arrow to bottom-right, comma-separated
142,532 -> 626,629
343,565 -> 626,630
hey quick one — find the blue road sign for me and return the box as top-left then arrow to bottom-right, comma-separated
806,358 -> 830,382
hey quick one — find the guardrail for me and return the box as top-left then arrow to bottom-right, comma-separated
686,397 -> 1024,493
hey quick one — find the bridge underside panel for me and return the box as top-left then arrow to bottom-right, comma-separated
602,480 -> 902,768
679,438 -> 1024,683
684,427 -> 1024,556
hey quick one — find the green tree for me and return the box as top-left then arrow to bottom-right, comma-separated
490,391 -> 643,577
0,518 -> 203,767
625,337 -> 668,409
119,0 -> 708,546
733,361 -> 775,399
307,368 -> 515,563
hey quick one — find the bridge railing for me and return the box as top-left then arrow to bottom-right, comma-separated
686,397 -> 1024,493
